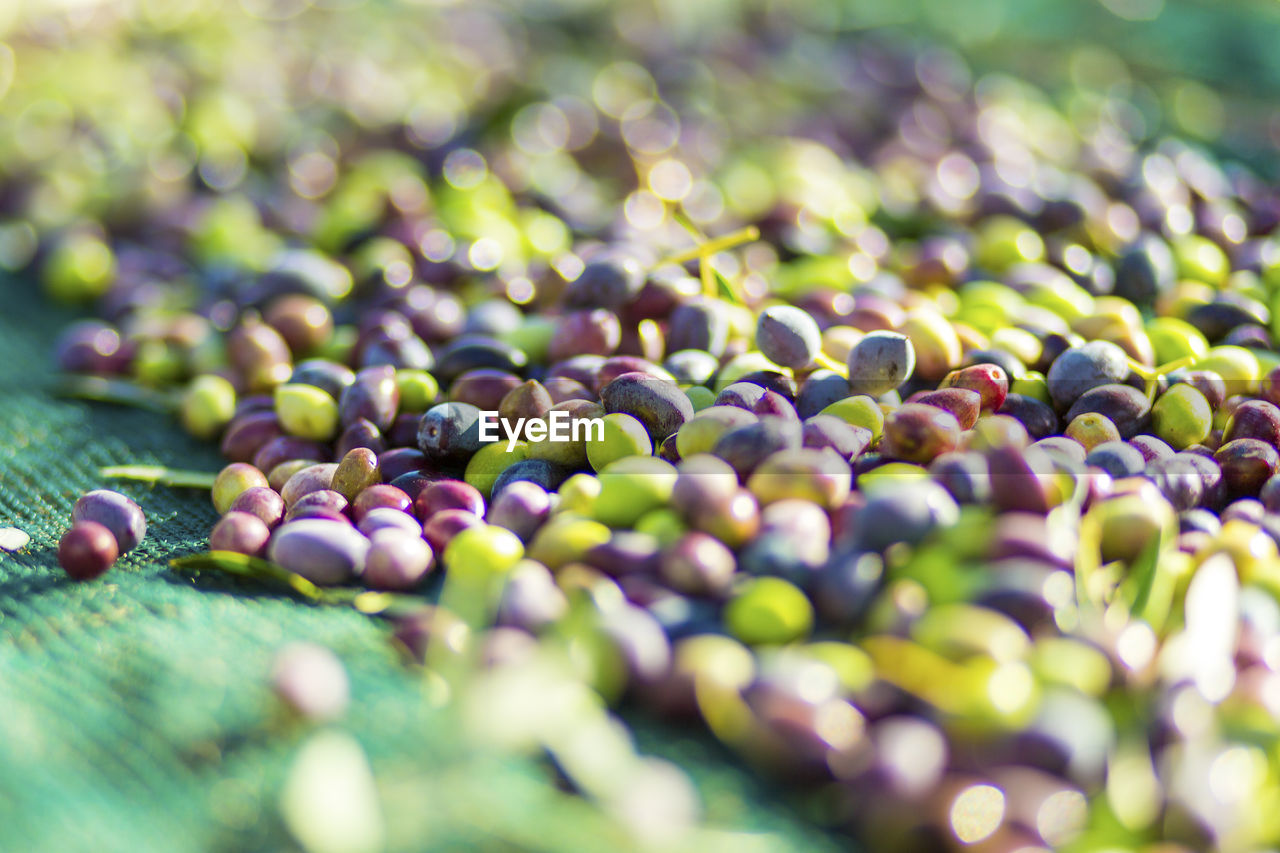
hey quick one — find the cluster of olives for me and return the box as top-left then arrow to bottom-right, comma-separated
28,1 -> 1280,849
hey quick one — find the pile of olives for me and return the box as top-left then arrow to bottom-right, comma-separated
29,1 -> 1280,849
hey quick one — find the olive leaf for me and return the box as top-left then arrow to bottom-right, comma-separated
170,551 -> 420,615
100,465 -> 218,490
54,375 -> 178,413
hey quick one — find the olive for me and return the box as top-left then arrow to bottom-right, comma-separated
995,394 -> 1059,440
1113,233 -> 1176,306
209,511 -> 271,556
715,382 -> 768,411
1064,383 -> 1151,439
417,402 -> 485,460
663,349 -> 720,386
268,519 -> 370,584
563,252 -> 645,311
449,369 -> 523,411
659,532 -> 737,597
801,415 -> 872,460
351,485 -> 414,521
485,481 -> 552,542
712,417 -> 803,481
1223,399 -> 1280,448
1085,441 -> 1146,478
432,337 -> 528,383
846,481 -> 959,551
601,372 -> 694,442
938,363 -> 1009,411
335,418 -> 386,458
338,365 -> 400,430
879,403 -> 961,464
1032,436 -> 1087,465
846,331 -> 915,398
910,388 -> 980,430
929,451 -> 991,504
796,370 -> 851,418
986,445 -> 1059,514
548,309 -> 622,361
59,521 -> 118,580
71,489 -> 147,552
229,486 -> 286,529
755,305 -> 823,370
1129,435 -> 1175,463
735,371 -> 798,403
1215,439 -> 1278,498
220,412 -> 283,463
1045,340 -> 1129,410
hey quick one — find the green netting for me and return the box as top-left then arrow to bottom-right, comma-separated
0,275 -> 845,852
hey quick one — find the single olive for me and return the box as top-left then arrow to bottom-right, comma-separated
229,486 -> 286,529
939,364 -> 1009,411
268,519 -> 370,584
1215,439 -> 1279,498
755,305 -> 823,370
180,375 -> 237,440
601,372 -> 695,442
486,480 -> 552,542
417,402 -> 485,460
422,509 -> 486,556
279,463 -> 339,507
332,447 -> 381,503
1065,412 -> 1122,452
1223,399 -> 1280,448
1064,383 -> 1151,439
1045,340 -> 1129,410
362,528 -> 433,590
659,532 -> 737,597
1151,383 -> 1213,450
879,403 -> 961,464
351,485 -> 414,521
911,388 -> 980,430
339,365 -> 400,430
72,489 -> 147,552
58,520 -> 119,580
416,479 -> 486,520
356,507 -> 422,538
712,417 -> 803,481
209,511 -> 272,556
450,368 -> 523,411
846,331 -> 915,398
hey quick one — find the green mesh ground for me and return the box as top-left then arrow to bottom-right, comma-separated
0,276 -> 844,853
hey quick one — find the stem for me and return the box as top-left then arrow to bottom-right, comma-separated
55,375 -> 177,413
661,225 -> 760,267
170,551 -> 421,614
100,465 -> 218,490
813,351 -> 848,377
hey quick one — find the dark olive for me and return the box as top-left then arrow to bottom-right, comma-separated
601,372 -> 694,442
996,393 -> 1059,440
449,369 -> 523,411
1064,384 -> 1151,439
910,388 -> 980,430
879,403 -> 961,464
1215,439 -> 1279,498
1223,399 -> 1280,449
929,451 -> 991,504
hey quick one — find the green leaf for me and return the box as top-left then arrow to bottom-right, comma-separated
100,465 -> 218,490
55,375 -> 177,413
712,268 -> 743,306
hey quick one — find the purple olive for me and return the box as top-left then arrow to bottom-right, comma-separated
362,528 -> 433,590
209,511 -> 272,556
71,490 -> 146,553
